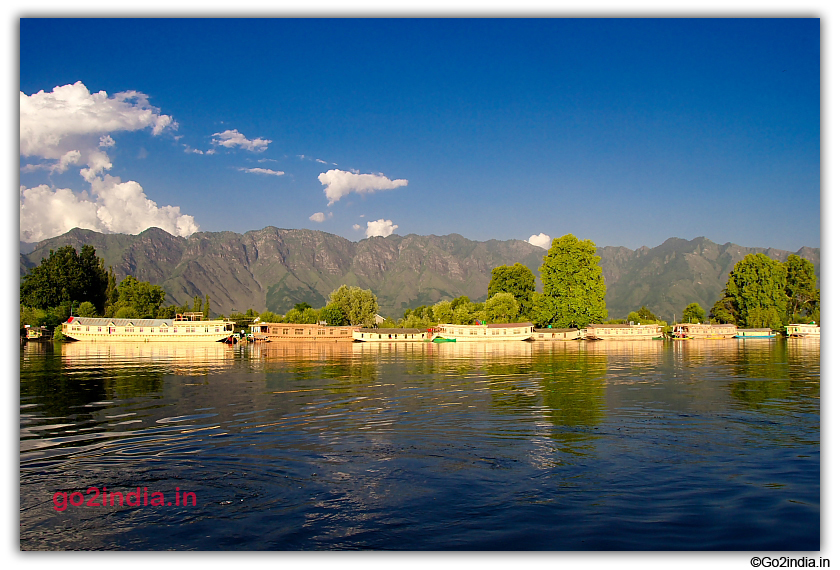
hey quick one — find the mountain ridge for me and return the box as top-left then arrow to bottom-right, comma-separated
20,228 -> 819,320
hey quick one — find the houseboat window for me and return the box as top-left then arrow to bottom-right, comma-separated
282,329 -> 288,335
86,327 -> 89,331
329,329 -> 334,334
470,329 -> 477,335
139,328 -> 143,333
459,330 -> 464,335
98,327 -> 102,332
173,328 -> 178,333
295,329 -> 303,335
318,329 -> 325,335
341,330 -> 348,335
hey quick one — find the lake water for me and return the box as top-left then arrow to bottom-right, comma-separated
20,338 -> 820,551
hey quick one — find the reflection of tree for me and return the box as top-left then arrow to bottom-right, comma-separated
728,340 -> 819,410
21,343 -> 166,420
531,344 -> 608,430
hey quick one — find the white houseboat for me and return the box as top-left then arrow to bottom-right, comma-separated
250,322 -> 359,342
431,322 -> 534,342
672,323 -> 737,339
784,323 -> 820,339
353,328 -> 429,342
734,328 -> 776,339
584,323 -> 663,340
532,328 -> 582,341
61,313 -> 235,342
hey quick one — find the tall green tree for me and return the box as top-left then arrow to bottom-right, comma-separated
487,263 -> 535,319
111,275 -> 167,319
432,300 -> 454,324
724,253 -> 788,329
538,234 -> 607,328
709,296 -> 737,324
681,303 -> 705,323
327,285 -> 379,327
784,254 -> 819,323
485,292 -> 520,323
20,245 -> 108,312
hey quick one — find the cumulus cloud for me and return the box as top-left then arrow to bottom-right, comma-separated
365,219 -> 399,238
20,82 -> 176,174
19,82 -> 198,242
20,176 -> 199,242
317,169 -> 408,206
238,167 -> 285,176
309,212 -> 333,223
352,224 -> 361,231
527,233 -> 552,249
212,129 -> 270,152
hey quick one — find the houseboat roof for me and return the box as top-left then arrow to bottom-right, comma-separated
675,323 -> 735,328
533,328 -> 578,333
486,322 -> 533,328
737,328 -> 772,332
358,328 -> 425,334
587,323 -> 660,328
65,317 -> 226,327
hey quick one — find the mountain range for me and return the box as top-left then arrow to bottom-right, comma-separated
19,227 -> 820,321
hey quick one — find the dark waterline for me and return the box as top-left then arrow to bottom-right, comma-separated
20,339 -> 820,550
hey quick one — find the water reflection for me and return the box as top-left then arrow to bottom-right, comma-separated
20,337 -> 820,550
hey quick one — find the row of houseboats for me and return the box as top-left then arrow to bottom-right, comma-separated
57,314 -> 820,343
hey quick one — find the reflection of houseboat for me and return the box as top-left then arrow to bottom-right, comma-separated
784,323 -> 820,339
353,328 -> 429,342
24,325 -> 53,341
734,328 -> 776,339
61,313 -> 236,342
532,328 -> 582,341
431,323 -> 534,342
250,322 -> 359,342
584,323 -> 663,340
671,323 -> 736,339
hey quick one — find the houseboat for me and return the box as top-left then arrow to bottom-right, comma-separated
431,322 -> 534,342
250,322 -> 359,342
584,323 -> 663,341
671,323 -> 737,339
532,328 -> 582,341
784,323 -> 820,339
23,325 -> 53,341
734,328 -> 776,339
353,328 -> 429,342
61,313 -> 235,342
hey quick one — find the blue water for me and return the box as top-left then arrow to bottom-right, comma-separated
19,339 -> 820,550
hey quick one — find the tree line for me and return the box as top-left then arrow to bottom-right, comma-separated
21,239 -> 818,335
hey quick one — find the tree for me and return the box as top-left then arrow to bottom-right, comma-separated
784,254 -> 819,323
637,306 -> 656,322
709,296 -> 737,324
485,292 -> 520,323
203,295 -> 211,319
487,263 -> 535,319
320,304 -> 345,326
329,285 -> 379,327
20,245 -> 108,312
111,275 -> 167,319
294,302 -> 312,312
432,300 -> 454,324
538,234 -> 607,328
682,303 -> 705,323
258,311 -> 283,323
76,301 -> 98,317
723,253 -> 788,329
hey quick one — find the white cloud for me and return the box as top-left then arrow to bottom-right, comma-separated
365,219 -> 399,238
238,167 -> 285,176
309,212 -> 333,223
212,129 -> 270,152
19,82 -> 200,242
352,224 -> 361,231
20,176 -> 199,242
527,233 -> 552,249
317,169 -> 408,206
20,81 -> 176,176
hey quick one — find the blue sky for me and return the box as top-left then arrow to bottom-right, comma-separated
19,17 -> 820,251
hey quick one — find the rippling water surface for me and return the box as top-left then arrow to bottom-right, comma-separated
20,339 -> 820,550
